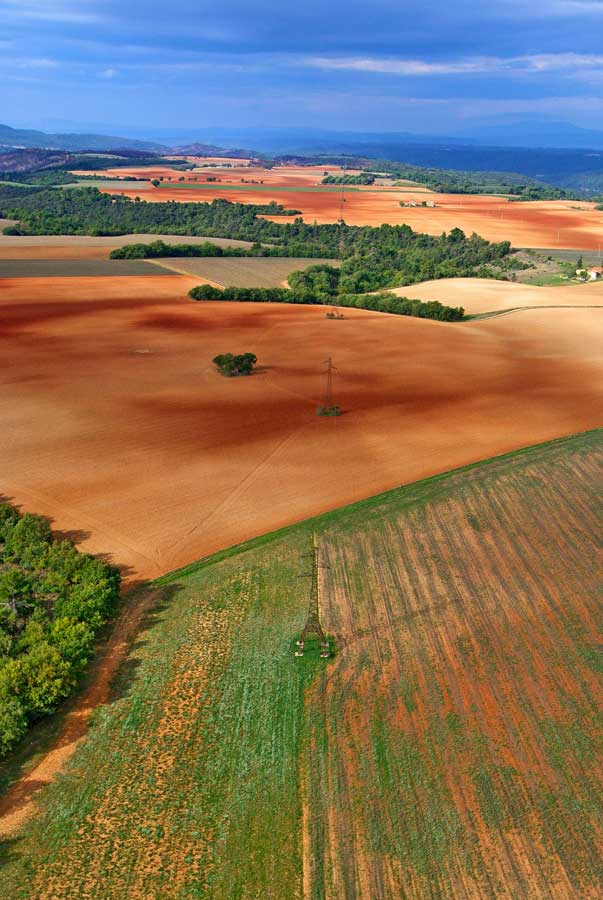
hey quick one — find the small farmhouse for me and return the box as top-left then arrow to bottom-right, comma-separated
587,267 -> 602,280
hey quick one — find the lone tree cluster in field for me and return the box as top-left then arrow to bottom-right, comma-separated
213,352 -> 257,377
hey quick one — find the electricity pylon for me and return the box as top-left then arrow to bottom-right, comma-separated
295,538 -> 330,658
316,356 -> 341,416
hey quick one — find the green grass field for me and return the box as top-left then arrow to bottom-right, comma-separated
0,430 -> 601,899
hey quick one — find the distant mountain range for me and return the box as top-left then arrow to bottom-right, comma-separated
3,120 -> 603,193
453,117 -> 603,151
0,123 -> 162,153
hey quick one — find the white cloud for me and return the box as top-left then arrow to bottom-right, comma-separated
24,57 -> 59,68
0,56 -> 59,70
100,68 -> 117,79
0,1 -> 103,25
305,57 -> 497,75
304,52 -> 603,77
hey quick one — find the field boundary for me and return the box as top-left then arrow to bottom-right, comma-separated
146,258 -> 224,285
466,303 -> 603,320
0,427 -> 599,841
155,427 -> 602,585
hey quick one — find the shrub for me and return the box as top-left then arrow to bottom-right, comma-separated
213,353 -> 258,377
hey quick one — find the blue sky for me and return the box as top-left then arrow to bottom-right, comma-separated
2,0 -> 603,136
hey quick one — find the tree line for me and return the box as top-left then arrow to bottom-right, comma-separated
321,174 -> 375,185
109,239 -> 328,260
189,281 -> 464,321
0,503 -> 120,756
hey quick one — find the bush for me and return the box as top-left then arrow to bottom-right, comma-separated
213,353 -> 258,377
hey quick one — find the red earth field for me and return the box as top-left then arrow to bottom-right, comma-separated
1,274 -> 601,582
80,162 -> 603,249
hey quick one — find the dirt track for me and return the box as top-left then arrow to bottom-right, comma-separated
1,274 -> 601,583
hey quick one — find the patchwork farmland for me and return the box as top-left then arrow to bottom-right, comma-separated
87,162 -> 603,250
0,431 -> 601,898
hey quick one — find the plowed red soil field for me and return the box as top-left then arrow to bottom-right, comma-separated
0,275 -> 601,582
73,163 -> 360,186
86,162 -> 603,249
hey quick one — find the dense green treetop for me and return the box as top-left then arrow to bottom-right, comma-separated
0,503 -> 120,757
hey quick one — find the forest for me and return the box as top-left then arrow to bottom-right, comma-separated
0,504 -> 120,757
108,227 -> 518,293
109,239 -> 325,259
368,160 -> 577,199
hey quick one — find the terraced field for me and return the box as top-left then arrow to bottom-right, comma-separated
1,431 -> 601,899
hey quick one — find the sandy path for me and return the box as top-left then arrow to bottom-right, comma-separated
0,584 -> 163,836
1,274 -> 601,588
